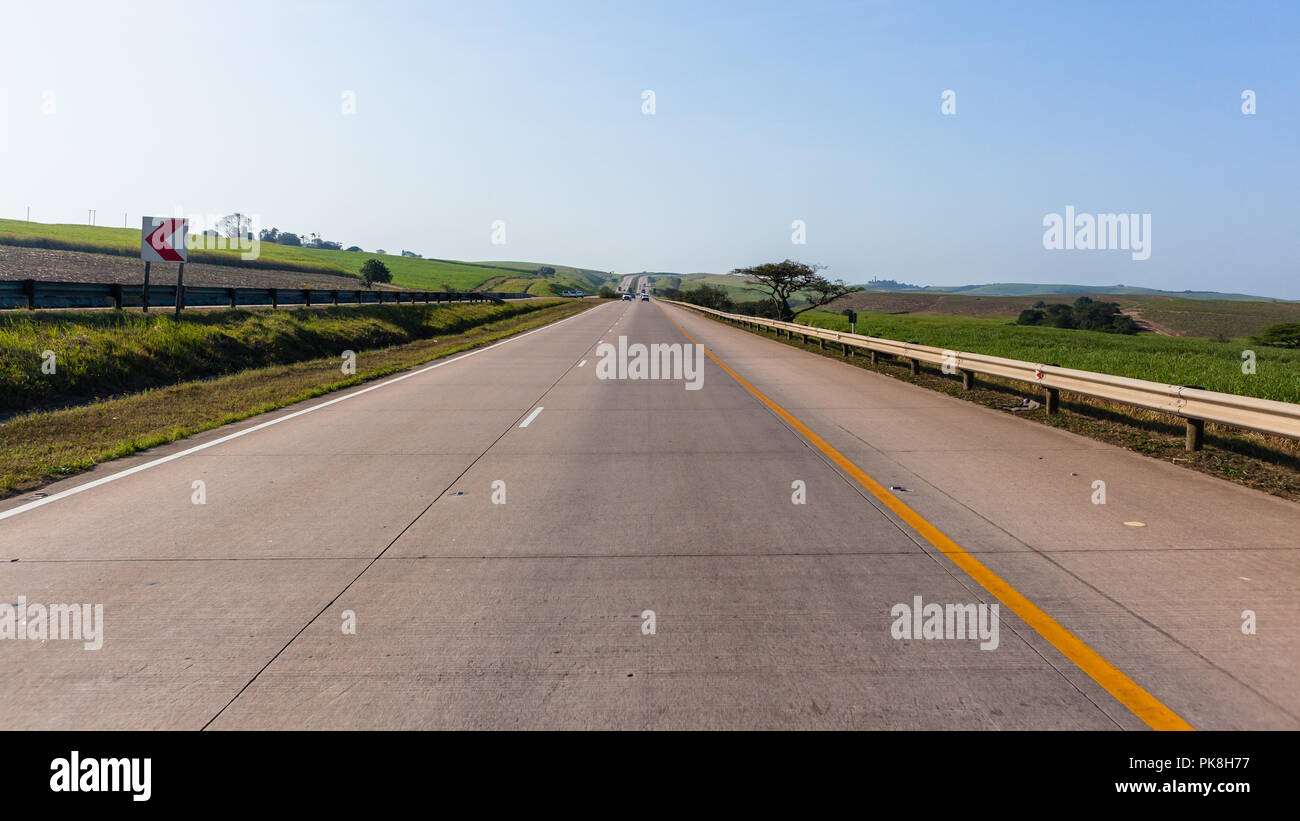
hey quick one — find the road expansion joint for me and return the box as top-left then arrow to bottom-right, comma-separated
198,307 -> 607,730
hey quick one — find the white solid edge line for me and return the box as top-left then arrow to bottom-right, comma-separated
0,304 -> 601,522
518,406 -> 544,428
578,360 -> 587,367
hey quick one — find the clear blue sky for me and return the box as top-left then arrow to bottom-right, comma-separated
2,1 -> 1297,296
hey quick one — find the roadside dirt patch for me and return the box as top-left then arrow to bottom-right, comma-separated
1120,307 -> 1178,336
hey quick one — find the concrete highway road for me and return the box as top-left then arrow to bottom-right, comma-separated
1,298 -> 1296,729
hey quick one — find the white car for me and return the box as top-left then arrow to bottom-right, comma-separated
621,293 -> 633,300
640,293 -> 649,301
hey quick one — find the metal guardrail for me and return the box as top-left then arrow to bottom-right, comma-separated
666,300 -> 1300,450
0,279 -> 534,311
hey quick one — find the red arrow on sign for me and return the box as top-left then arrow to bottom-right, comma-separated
146,219 -> 186,262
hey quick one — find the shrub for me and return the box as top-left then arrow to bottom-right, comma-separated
681,284 -> 733,311
1254,323 -> 1300,348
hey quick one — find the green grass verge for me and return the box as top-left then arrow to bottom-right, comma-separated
0,300 -> 564,414
797,309 -> 1300,404
0,300 -> 595,498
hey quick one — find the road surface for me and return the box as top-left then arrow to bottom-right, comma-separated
1,298 -> 1296,729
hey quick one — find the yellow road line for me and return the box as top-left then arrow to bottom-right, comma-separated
659,304 -> 1194,731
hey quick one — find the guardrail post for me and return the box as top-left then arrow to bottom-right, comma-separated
304,289 -> 312,307
843,342 -> 851,356
961,370 -> 974,390
869,350 -> 877,365
174,263 -> 186,317
22,278 -> 35,309
228,288 -> 237,308
1186,418 -> 1205,451
818,337 -> 825,350
111,283 -> 123,310
1045,387 -> 1060,414
270,288 -> 278,309
909,358 -> 920,375
332,289 -> 339,305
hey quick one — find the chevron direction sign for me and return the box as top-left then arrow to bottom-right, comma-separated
141,217 -> 188,263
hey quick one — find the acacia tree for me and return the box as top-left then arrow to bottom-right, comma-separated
729,260 -> 858,321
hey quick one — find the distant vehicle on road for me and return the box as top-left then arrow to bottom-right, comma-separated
640,293 -> 649,301
621,293 -> 633,300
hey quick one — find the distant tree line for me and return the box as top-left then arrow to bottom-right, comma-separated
659,284 -> 784,318
255,224 -> 383,254
1016,297 -> 1138,334
862,277 -> 923,290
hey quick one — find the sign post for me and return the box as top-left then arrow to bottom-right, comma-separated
141,217 -> 188,316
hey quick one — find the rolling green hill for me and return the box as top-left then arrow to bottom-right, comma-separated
0,219 -> 599,293
917,283 -> 1287,302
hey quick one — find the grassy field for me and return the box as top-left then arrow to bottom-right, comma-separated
0,300 -> 595,499
480,260 -> 611,280
657,273 -> 773,301
829,291 -> 1300,339
1126,297 -> 1300,339
0,219 -> 605,292
797,309 -> 1300,404
0,300 -> 565,414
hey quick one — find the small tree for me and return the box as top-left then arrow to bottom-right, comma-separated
360,258 -> 392,288
729,259 -> 858,321
598,286 -> 616,299
216,212 -> 253,240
